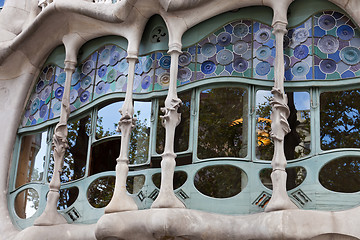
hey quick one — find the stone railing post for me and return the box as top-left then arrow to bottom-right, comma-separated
151,43 -> 185,208
105,54 -> 138,213
265,21 -> 297,212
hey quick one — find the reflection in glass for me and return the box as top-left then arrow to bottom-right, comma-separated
14,188 -> 39,219
152,171 -> 187,190
198,88 -> 248,159
90,139 -> 119,175
16,131 -> 47,188
48,115 -> 91,183
256,90 -> 311,160
259,167 -> 307,190
95,101 -> 151,165
194,165 -> 247,198
126,175 -> 145,194
96,102 -> 123,139
321,89 -> 360,150
319,157 -> 360,193
87,176 -> 115,208
57,187 -> 79,210
157,92 -> 191,154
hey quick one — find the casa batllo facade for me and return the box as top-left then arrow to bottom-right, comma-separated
1,0 -> 360,239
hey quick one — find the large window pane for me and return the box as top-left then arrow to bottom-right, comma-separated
156,92 -> 191,154
16,131 -> 47,188
321,89 -> 360,150
96,102 -> 123,140
256,90 -> 310,160
198,87 -> 248,159
48,115 -> 91,183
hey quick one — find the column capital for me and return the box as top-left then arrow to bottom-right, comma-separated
126,52 -> 138,62
168,43 -> 182,55
64,60 -> 76,72
272,21 -> 288,35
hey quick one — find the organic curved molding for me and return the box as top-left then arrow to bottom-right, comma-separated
159,0 -> 213,12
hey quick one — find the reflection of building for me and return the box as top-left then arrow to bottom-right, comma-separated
2,0 -> 360,239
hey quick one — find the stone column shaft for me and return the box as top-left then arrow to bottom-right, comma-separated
105,56 -> 138,213
265,21 -> 297,212
151,44 -> 185,209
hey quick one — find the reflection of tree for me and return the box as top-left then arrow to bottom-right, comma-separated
194,165 -> 243,198
198,88 -> 247,159
152,171 -> 187,190
319,157 -> 360,193
87,176 -> 115,208
320,90 -> 360,150
259,166 -> 307,190
256,95 -> 273,160
129,110 -> 150,165
57,187 -> 79,210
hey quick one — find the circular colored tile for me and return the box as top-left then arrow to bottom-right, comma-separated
340,46 -> 360,65
255,61 -> 271,76
143,58 -> 153,72
46,67 -> 54,81
80,91 -> 90,102
178,67 -> 192,82
319,14 -> 336,30
41,86 -> 51,100
98,65 -> 107,78
159,72 -> 170,86
57,72 -> 66,86
116,76 -> 127,90
95,81 -> 105,95
55,86 -> 64,99
337,25 -> 354,40
255,28 -> 271,43
217,32 -> 232,46
256,46 -> 271,60
135,61 -> 143,75
109,51 -> 121,66
319,59 -> 337,73
294,45 -> 309,60
141,75 -> 151,89
292,28 -> 309,43
216,49 -> 234,65
292,61 -> 310,76
69,89 -> 78,104
52,101 -> 61,115
30,98 -> 40,115
284,55 -> 291,70
100,48 -> 110,62
201,43 -> 216,57
201,61 -> 216,74
233,41 -> 248,55
233,57 -> 248,72
107,69 -> 117,83
233,23 -> 249,38
179,52 -> 191,66
318,35 -> 339,54
39,104 -> 48,118
82,60 -> 95,75
160,56 -> 171,69
71,72 -> 80,85
36,80 -> 45,93
81,76 -> 92,89
118,59 -> 128,73
133,75 -> 141,90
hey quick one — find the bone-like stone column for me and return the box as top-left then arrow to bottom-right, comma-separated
151,43 -> 185,209
34,34 -> 84,225
265,21 -> 297,212
105,54 -> 138,213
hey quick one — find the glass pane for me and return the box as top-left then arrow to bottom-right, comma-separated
198,88 -> 248,159
87,176 -> 115,208
256,91 -> 311,160
16,131 -> 47,188
90,139 -> 119,175
96,102 -> 123,139
319,157 -> 360,193
57,187 -> 79,210
130,101 -> 151,164
156,92 -> 191,153
152,171 -> 187,190
194,165 -> 247,198
126,175 -> 145,194
14,188 -> 39,219
259,167 -> 307,190
321,89 -> 360,150
48,115 -> 91,183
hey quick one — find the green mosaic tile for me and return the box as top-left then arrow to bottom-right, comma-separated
267,68 -> 274,80
314,46 -> 327,59
326,72 -> 341,80
215,65 -> 224,75
326,28 -> 336,37
244,68 -> 252,77
214,27 -> 225,36
188,63 -> 196,72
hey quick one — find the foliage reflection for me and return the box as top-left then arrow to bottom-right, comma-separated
152,171 -> 187,190
14,188 -> 39,219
